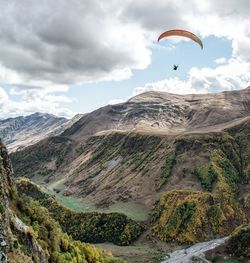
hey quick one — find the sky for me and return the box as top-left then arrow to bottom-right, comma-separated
0,0 -> 250,118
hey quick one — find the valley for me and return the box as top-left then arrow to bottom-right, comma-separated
2,88 -> 250,262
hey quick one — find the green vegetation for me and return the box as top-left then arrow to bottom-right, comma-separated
227,121 -> 250,182
155,150 -> 176,190
165,201 -> 196,235
150,200 -> 165,223
195,164 -> 217,191
17,178 -> 144,246
96,243 -> 169,263
207,224 -> 250,263
10,118 -> 250,258
176,128 -> 249,197
226,224 -> 250,260
46,181 -> 90,213
44,179 -> 148,221
244,194 -> 250,210
211,149 -> 240,196
14,198 -> 126,263
10,136 -> 72,178
83,132 -> 163,176
0,141 -> 127,263
151,190 -> 246,244
101,202 -> 148,222
0,201 -> 4,214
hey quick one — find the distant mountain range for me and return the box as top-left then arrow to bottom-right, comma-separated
0,112 -> 83,152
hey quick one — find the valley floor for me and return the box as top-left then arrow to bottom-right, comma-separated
43,181 -> 149,221
40,181 -> 183,262
96,242 -> 181,263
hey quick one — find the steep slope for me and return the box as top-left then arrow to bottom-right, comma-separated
0,140 -> 126,263
0,112 -> 82,152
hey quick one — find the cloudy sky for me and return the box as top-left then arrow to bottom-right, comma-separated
0,0 -> 250,118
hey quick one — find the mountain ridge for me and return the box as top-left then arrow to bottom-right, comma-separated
62,87 -> 250,141
0,112 -> 83,152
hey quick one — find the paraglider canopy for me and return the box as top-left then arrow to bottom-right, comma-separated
158,29 -> 203,49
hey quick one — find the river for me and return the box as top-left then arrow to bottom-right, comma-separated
161,237 -> 226,263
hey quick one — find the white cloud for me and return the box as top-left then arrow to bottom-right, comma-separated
215,57 -> 227,65
1,0 -> 249,88
129,0 -> 250,96
0,88 -> 9,107
0,0 -> 151,85
0,0 -> 250,117
133,78 -> 199,96
134,58 -> 250,95
108,98 -> 127,105
0,86 -> 75,118
0,0 -> 250,85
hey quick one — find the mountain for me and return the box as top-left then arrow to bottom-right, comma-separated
63,87 -> 250,140
0,112 -> 83,152
0,140 -> 126,262
10,88 -> 250,253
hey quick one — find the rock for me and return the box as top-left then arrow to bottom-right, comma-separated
0,252 -> 7,263
0,241 -> 6,247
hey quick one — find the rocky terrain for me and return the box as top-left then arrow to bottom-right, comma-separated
0,112 -> 82,152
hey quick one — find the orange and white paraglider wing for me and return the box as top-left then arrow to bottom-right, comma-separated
158,29 -> 203,49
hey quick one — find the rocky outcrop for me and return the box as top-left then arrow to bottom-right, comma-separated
0,141 -> 14,263
0,140 -> 47,262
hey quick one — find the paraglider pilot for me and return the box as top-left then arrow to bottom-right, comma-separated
173,64 -> 179,70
